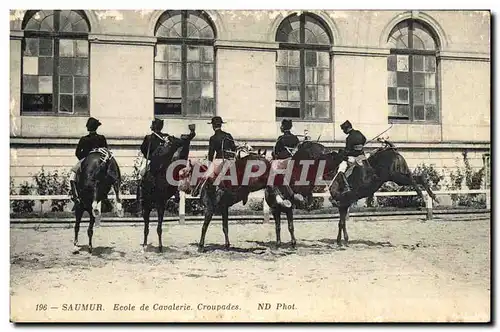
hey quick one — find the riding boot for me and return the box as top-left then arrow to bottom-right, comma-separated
340,172 -> 351,194
70,180 -> 80,205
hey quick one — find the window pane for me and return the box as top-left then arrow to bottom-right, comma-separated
305,68 -> 317,84
59,58 -> 73,75
187,81 -> 201,98
23,57 -> 38,75
388,104 -> 398,117
155,80 -> 168,98
276,106 -> 300,118
74,77 -> 88,94
414,105 -> 425,120
425,89 -> 436,104
168,81 -> 181,98
317,52 -> 329,68
59,94 -> 73,113
277,50 -> 288,66
305,103 -> 329,119
187,63 -> 200,80
413,55 -> 424,72
387,71 -> 397,87
75,40 -> 88,58
414,73 -> 425,88
397,88 -> 409,104
201,64 -> 214,80
397,105 -> 410,118
38,57 -> 53,75
22,94 -> 52,113
73,58 -> 89,76
425,56 -> 436,72
156,45 -> 168,61
74,95 -> 89,113
288,86 -> 300,101
277,67 -> 288,84
155,62 -> 168,79
24,38 -> 39,56
425,105 -> 438,121
388,87 -> 397,103
201,82 -> 214,98
276,84 -> 287,100
425,73 -> 436,88
306,85 -> 317,101
413,88 -> 424,105
305,51 -> 317,67
396,72 -> 409,87
155,101 -> 182,115
168,63 -> 182,80
23,75 -> 38,93
288,50 -> 300,66
187,46 -> 200,62
318,85 -> 329,102
387,55 -> 396,71
396,55 -> 409,71
38,76 -> 52,94
201,99 -> 215,116
168,45 -> 182,62
59,39 -> 75,57
39,39 -> 53,56
318,69 -> 330,84
289,68 -> 300,84
186,99 -> 201,116
200,47 -> 214,62
59,76 -> 73,93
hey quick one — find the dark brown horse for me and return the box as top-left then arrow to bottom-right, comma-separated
264,141 -> 342,248
74,148 -> 123,253
139,130 -> 194,252
179,148 -> 270,252
329,138 -> 438,246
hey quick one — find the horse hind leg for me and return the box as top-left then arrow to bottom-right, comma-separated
157,203 -> 165,253
337,205 -> 349,247
91,200 -> 102,227
273,208 -> 282,248
221,205 -> 230,249
112,182 -> 124,217
414,174 -> 438,203
88,215 -> 95,253
142,202 -> 152,248
74,204 -> 84,248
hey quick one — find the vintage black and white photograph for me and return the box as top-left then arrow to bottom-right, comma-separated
8,7 -> 491,323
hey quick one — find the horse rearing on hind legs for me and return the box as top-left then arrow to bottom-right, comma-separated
74,148 -> 123,253
139,128 -> 195,252
328,138 -> 438,247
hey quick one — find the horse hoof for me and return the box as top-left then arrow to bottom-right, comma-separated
88,247 -> 93,254
198,246 -> 205,253
224,244 -> 230,250
291,241 -> 297,249
158,246 -> 163,253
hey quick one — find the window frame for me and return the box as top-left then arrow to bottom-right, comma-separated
154,10 -> 216,119
275,13 -> 333,122
20,10 -> 91,117
387,20 -> 440,124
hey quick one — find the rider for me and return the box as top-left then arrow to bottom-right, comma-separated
271,119 -> 303,207
337,120 -> 367,194
70,117 -> 108,204
207,116 -> 237,162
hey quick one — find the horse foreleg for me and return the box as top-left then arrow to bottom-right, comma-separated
273,208 -> 281,248
74,205 -> 84,247
88,215 -> 95,253
221,205 -> 230,249
285,208 -> 296,248
157,202 -> 165,252
142,203 -> 151,248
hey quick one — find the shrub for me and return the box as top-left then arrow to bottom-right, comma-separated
120,153 -> 143,214
446,151 -> 486,208
377,163 -> 444,208
11,181 -> 35,214
248,198 -> 264,211
32,168 -> 70,212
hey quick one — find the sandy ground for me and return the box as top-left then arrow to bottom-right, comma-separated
10,215 -> 490,323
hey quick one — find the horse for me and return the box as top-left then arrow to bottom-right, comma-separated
179,147 -> 270,252
264,141 -> 342,248
139,131 -> 194,252
328,138 -> 438,246
74,148 -> 123,253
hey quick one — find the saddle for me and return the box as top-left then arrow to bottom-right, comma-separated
90,147 -> 114,163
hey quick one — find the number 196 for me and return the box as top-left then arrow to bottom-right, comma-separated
36,304 -> 47,311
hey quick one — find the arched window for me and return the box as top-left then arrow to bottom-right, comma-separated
387,20 -> 439,122
154,10 -> 216,117
21,10 -> 90,115
275,13 -> 332,120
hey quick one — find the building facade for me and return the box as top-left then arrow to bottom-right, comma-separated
9,10 -> 491,186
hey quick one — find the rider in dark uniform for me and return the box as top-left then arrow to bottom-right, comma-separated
338,120 -> 367,193
207,116 -> 237,161
70,117 -> 108,204
271,119 -> 303,207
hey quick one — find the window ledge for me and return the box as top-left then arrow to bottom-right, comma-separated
215,40 -> 279,51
